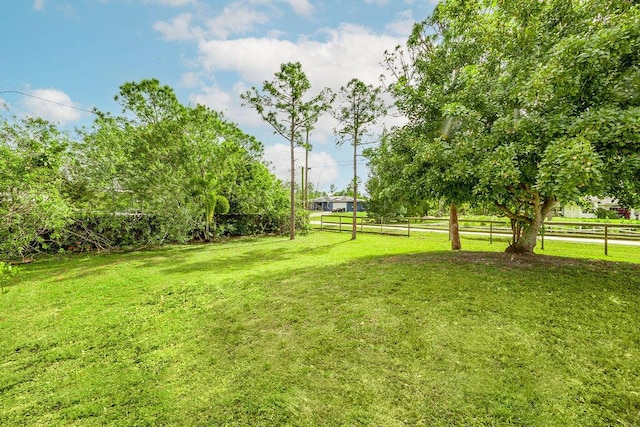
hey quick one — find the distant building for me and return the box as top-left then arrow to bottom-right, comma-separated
310,196 -> 368,213
560,197 -> 638,219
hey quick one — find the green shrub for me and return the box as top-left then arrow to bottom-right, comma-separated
217,213 -> 288,236
0,261 -> 18,294
596,208 -> 621,220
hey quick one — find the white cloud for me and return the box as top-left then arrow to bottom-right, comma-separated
205,4 -> 270,39
154,4 -> 270,41
21,88 -> 84,124
190,23 -> 404,139
385,9 -> 415,37
364,0 -> 389,5
188,82 -> 233,110
197,24 -> 403,88
152,0 -> 325,53
180,71 -> 204,88
306,150 -> 340,189
143,0 -> 195,6
283,0 -> 314,17
33,0 -> 46,11
32,1 -> 79,18
152,0 -> 321,45
153,13 -> 203,41
188,80 -> 266,127
197,37 -> 296,82
263,143 -> 338,188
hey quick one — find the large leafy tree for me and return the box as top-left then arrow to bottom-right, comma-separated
0,117 -> 73,259
80,79 -> 285,243
365,131 -> 442,220
241,62 -> 333,240
378,0 -> 640,253
80,80 -> 197,241
332,79 -> 386,240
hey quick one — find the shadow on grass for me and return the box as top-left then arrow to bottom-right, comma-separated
16,235 -> 351,282
159,237 -> 349,275
160,246 -> 295,275
386,250 -> 640,270
184,250 -> 640,425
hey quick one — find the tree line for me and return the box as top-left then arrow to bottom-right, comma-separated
0,79 -> 290,259
2,0 -> 638,257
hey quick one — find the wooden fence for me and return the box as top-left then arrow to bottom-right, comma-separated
316,215 -> 410,236
314,216 -> 640,255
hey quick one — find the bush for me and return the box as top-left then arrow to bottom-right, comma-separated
217,213 -> 288,236
295,210 -> 312,235
3,209 -> 295,257
0,261 -> 18,294
596,208 -> 621,220
59,211 -> 197,252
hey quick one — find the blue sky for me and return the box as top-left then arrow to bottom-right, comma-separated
1,0 -> 437,191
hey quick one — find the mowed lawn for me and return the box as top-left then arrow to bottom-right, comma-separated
1,232 -> 639,426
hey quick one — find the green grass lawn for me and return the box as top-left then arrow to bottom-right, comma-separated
1,232 -> 639,426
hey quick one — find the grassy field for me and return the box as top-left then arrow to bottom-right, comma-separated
1,232 -> 639,426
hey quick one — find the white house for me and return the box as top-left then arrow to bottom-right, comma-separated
560,197 -> 638,219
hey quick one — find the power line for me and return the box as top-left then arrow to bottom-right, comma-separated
0,90 -> 97,115
267,161 -> 368,174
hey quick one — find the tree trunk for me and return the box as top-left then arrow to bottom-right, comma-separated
505,197 -> 556,254
449,202 -> 461,250
289,129 -> 296,240
351,130 -> 358,240
506,218 -> 542,254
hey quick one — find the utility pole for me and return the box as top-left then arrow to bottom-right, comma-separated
304,147 -> 310,210
301,166 -> 305,209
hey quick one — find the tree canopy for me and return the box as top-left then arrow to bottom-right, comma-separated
0,79 -> 290,258
369,0 -> 640,253
0,117 -> 73,258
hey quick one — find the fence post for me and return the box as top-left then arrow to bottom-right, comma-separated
408,218 -> 411,237
490,222 -> 493,244
339,215 -> 342,233
604,224 -> 608,256
540,225 -> 545,250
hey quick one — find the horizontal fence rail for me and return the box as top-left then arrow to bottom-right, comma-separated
317,215 -> 410,237
312,216 -> 640,255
